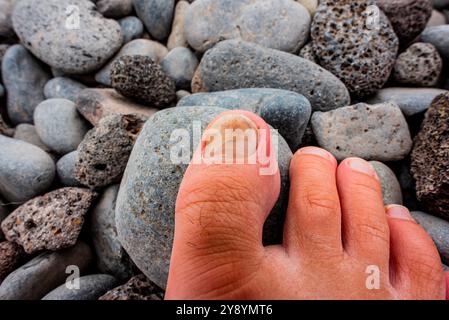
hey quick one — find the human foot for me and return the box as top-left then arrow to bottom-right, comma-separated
165,110 -> 447,300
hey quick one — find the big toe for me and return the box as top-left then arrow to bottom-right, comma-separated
166,110 -> 280,299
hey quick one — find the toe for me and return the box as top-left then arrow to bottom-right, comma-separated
284,147 -> 343,259
166,110 -> 280,299
337,158 -> 390,270
387,205 -> 446,299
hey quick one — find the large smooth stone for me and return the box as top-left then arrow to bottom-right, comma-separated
312,102 -> 413,161
0,242 -> 92,300
367,87 -> 448,117
0,136 -> 55,203
421,25 -> 449,60
177,88 -> 311,151
133,0 -> 175,40
2,45 -> 51,124
185,0 -> 311,53
193,40 -> 350,112
42,274 -> 118,300
34,99 -> 91,155
116,106 -> 292,289
12,0 -> 123,74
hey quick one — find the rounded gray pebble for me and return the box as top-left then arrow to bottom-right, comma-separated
421,25 -> 449,61
160,47 -> 199,90
370,161 -> 403,205
13,124 -> 51,153
42,274 -> 118,300
93,0 -> 133,18
133,0 -> 175,40
56,151 -> 83,187
34,99 -> 91,155
44,77 -> 87,102
119,16 -> 144,44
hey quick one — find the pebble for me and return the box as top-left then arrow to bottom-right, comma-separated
194,40 -> 350,112
377,0 -> 433,46
42,274 -> 119,300
312,102 -> 413,162
393,43 -> 442,87
119,16 -> 144,44
370,161 -> 403,205
34,99 -> 91,155
311,0 -> 399,97
411,92 -> 449,219
421,25 -> 449,60
12,0 -> 123,74
177,88 -> 312,151
0,242 -> 23,282
185,0 -> 311,53
0,242 -> 92,300
0,0 -> 15,37
44,77 -> 87,102
75,88 -> 158,125
176,90 -> 191,101
95,39 -> 168,86
1,188 -> 97,254
56,151 -> 83,187
75,114 -> 146,189
99,274 -> 164,300
298,42 -> 318,64
116,106 -> 293,289
0,136 -> 55,203
2,45 -> 51,124
133,0 -> 175,40
160,47 -> 199,90
411,211 -> 449,265
90,185 -> 136,280
167,1 -> 190,50
93,0 -> 133,18
13,124 -> 51,153
366,87 -> 448,117
111,55 -> 177,108
427,10 -> 447,27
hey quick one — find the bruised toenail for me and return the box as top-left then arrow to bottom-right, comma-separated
385,205 -> 415,222
297,147 -> 337,166
345,158 -> 379,180
203,113 -> 259,163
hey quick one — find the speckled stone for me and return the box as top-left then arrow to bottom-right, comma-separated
99,274 -> 164,300
75,88 -> 158,126
167,1 -> 190,50
133,0 -> 175,40
116,106 -> 292,289
1,188 -> 97,254
2,45 -> 51,124
160,47 -> 198,90
420,25 -> 449,61
411,92 -> 449,219
118,16 -> 144,44
185,0 -> 311,53
367,87 -> 448,117
370,161 -> 403,205
311,0 -> 399,97
0,242 -> 92,300
56,151 -> 83,187
13,124 -> 51,153
193,40 -> 350,112
34,99 -> 91,155
377,0 -> 432,45
75,114 -> 146,189
0,241 -> 23,282
12,0 -> 123,74
0,0 -> 15,37
393,43 -> 442,87
93,0 -> 133,18
95,39 -> 168,86
312,102 -> 413,161
44,77 -> 87,102
411,211 -> 449,265
42,274 -> 119,300
177,89 -> 311,151
0,136 -> 55,203
91,185 -> 136,280
111,55 -> 176,108
298,42 -> 318,64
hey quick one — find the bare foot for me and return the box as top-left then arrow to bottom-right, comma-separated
166,110 -> 447,300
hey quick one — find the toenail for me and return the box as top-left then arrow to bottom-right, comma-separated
345,158 -> 378,179
203,113 -> 259,163
386,205 -> 415,222
297,147 -> 337,165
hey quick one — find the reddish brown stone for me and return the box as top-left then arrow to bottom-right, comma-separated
0,241 -> 23,282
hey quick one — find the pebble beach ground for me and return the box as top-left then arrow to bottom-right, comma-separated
1,0 -> 449,300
